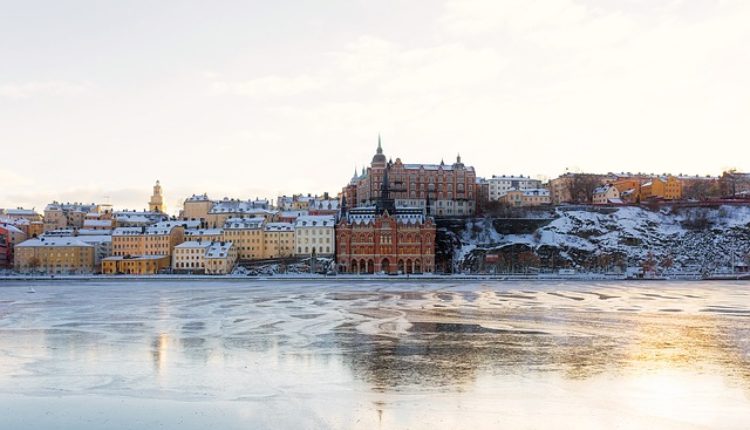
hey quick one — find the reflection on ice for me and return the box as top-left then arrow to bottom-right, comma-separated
0,280 -> 749,429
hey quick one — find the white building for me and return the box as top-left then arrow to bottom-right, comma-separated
593,184 -> 622,205
487,175 -> 543,201
294,215 -> 335,257
173,241 -> 212,272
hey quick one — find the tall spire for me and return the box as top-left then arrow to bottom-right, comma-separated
377,133 -> 382,154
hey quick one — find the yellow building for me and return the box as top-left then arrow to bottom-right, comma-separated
641,176 -> 682,200
111,221 -> 186,258
14,237 -> 95,274
223,217 -> 265,260
205,242 -> 237,274
205,198 -> 276,228
263,222 -> 295,259
101,255 -> 170,275
181,194 -> 213,221
592,184 -> 621,205
499,189 -> 551,207
149,180 -> 166,213
43,202 -> 99,232
184,228 -> 224,243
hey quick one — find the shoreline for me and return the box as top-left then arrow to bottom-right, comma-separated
1,273 -> 747,283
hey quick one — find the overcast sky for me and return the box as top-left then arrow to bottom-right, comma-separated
1,0 -> 749,214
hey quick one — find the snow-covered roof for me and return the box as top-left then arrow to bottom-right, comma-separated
185,193 -> 210,202
44,202 -> 97,212
83,219 -> 112,227
175,241 -> 212,250
309,199 -> 340,210
402,163 -> 474,172
78,229 -> 113,236
185,228 -> 224,236
77,235 -> 112,244
0,223 -> 24,234
265,222 -> 294,232
522,189 -> 550,197
279,210 -> 309,218
294,215 -> 335,228
210,198 -> 271,214
206,241 -> 233,258
103,255 -> 166,261
17,237 -> 92,248
224,217 -> 265,229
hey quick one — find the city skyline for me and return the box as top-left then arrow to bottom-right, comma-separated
3,0 -> 750,212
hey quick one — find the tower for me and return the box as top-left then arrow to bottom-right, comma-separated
149,180 -> 165,213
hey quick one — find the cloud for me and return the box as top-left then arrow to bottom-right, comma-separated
0,81 -> 91,99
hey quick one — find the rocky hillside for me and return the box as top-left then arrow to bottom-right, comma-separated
448,205 -> 750,274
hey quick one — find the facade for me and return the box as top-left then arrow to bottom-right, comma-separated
486,175 -> 543,200
173,241 -> 211,272
719,171 -> 750,197
2,208 -> 43,223
264,222 -> 295,258
0,223 -> 27,267
223,217 -> 265,260
111,221 -> 186,258
181,193 -> 213,221
149,180 -> 166,213
336,167 -> 436,275
204,242 -> 237,274
14,237 -> 95,274
184,228 -> 224,243
499,189 -> 551,207
593,184 -> 622,205
101,255 -> 170,275
343,137 -> 477,217
294,215 -> 335,257
641,176 -> 682,200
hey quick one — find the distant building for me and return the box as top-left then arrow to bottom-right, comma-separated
720,171 -> 750,198
486,175 -> 543,201
264,222 -> 295,259
111,221 -> 186,259
0,223 -> 27,268
593,184 -> 621,205
44,202 -> 99,231
641,176 -> 682,200
14,237 -> 95,274
114,210 -> 168,227
148,180 -> 166,213
499,189 -> 551,207
222,217 -> 266,260
206,198 -> 276,228
342,136 -> 477,216
181,193 -> 212,221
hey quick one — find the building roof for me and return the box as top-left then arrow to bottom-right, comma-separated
103,255 -> 168,261
16,237 -> 93,248
224,217 -> 265,229
185,228 -> 224,236
175,241 -> 212,250
265,222 -> 294,232
206,241 -> 233,258
294,215 -> 335,228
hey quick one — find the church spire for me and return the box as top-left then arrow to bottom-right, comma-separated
377,133 -> 382,154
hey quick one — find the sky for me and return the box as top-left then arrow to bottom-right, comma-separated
1,0 -> 749,215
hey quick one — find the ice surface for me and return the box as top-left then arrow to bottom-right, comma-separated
1,280 -> 749,429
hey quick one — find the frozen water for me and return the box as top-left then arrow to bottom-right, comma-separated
1,280 -> 749,429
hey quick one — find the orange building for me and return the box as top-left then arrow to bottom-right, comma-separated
641,176 -> 682,200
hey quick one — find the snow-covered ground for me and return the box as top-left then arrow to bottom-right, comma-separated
1,280 -> 749,429
455,205 -> 750,272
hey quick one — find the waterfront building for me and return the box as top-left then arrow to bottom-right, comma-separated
264,222 -> 295,258
111,221 -> 186,258
336,168 -> 436,274
101,255 -> 170,275
181,193 -> 212,221
173,241 -> 212,272
14,237 -> 95,274
294,215 -> 335,258
205,241 -> 237,274
222,217 -> 265,260
0,223 -> 27,267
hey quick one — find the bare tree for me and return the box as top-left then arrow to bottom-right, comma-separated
566,175 -> 602,204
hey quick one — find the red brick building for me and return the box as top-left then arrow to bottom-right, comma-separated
336,165 -> 436,274
343,136 -> 477,217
